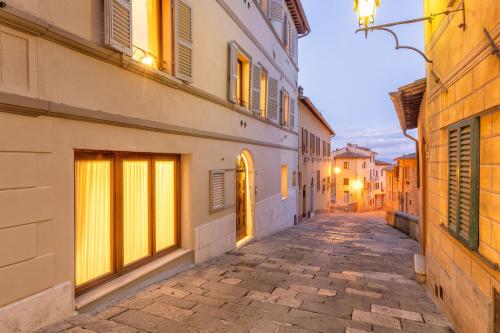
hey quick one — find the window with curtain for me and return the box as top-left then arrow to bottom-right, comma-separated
75,152 -> 179,295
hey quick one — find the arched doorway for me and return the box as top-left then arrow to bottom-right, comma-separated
235,150 -> 255,243
310,177 -> 314,216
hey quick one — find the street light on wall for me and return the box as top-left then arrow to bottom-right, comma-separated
352,179 -> 363,191
353,0 -> 466,89
334,167 -> 341,174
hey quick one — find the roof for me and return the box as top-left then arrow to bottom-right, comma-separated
333,151 -> 369,159
285,0 -> 311,36
394,153 -> 417,161
298,89 -> 335,136
375,160 -> 391,165
389,79 -> 426,131
383,165 -> 396,172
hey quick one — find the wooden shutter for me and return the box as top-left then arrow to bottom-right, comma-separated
268,0 -> 284,21
290,98 -> 295,129
251,64 -> 261,113
310,133 -> 314,155
447,118 -> 479,249
305,129 -> 309,154
104,0 -> 132,55
229,42 -> 239,103
316,137 -> 320,157
280,89 -> 285,126
176,0 -> 193,82
267,78 -> 279,122
224,170 -> 236,208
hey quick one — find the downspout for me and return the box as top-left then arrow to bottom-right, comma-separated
403,129 -> 419,189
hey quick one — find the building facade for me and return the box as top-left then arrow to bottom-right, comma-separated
0,0 -> 310,331
332,144 -> 378,212
374,159 -> 390,209
297,87 -> 335,220
390,1 -> 500,331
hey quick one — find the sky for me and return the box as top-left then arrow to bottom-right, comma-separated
299,0 -> 424,161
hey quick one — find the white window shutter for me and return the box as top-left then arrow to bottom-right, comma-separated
175,0 -> 193,82
268,0 -> 284,22
267,77 -> 279,122
280,89 -> 285,126
229,41 -> 239,103
251,64 -> 261,113
291,27 -> 298,58
209,170 -> 225,213
290,98 -> 295,129
104,0 -> 132,56
283,15 -> 289,46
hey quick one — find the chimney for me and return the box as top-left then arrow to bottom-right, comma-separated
298,86 -> 304,97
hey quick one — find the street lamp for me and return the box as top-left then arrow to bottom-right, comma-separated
352,179 -> 363,191
334,167 -> 341,174
354,0 -> 379,28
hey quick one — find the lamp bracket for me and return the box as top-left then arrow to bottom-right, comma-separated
484,28 -> 500,61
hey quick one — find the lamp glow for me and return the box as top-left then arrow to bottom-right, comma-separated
354,0 -> 379,27
141,55 -> 154,67
334,167 -> 341,174
352,179 -> 363,190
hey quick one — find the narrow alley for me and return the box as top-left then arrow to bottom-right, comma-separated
39,212 -> 453,333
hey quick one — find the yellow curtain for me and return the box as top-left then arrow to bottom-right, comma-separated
123,160 -> 150,265
75,160 -> 112,286
155,161 -> 176,252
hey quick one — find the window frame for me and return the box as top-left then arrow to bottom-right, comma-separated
344,162 -> 349,169
74,150 -> 180,296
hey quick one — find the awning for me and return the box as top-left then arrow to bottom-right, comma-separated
389,79 -> 426,131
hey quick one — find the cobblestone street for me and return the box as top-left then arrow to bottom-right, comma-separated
39,212 -> 454,333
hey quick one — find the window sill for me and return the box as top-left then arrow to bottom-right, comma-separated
438,223 -> 499,272
75,248 -> 192,309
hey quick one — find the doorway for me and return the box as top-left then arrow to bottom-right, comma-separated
310,178 -> 314,216
236,155 -> 247,241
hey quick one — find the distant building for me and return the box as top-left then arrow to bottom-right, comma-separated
374,160 -> 391,209
331,144 -> 379,212
385,153 -> 418,216
298,87 -> 335,221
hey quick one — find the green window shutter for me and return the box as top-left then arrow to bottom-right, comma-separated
447,117 -> 480,250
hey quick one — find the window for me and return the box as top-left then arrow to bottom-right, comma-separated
302,128 -> 309,155
362,162 -> 366,169
281,165 -> 288,199
310,133 -> 315,155
316,137 -> 321,157
344,162 -> 349,169
343,178 -> 349,186
260,68 -> 268,115
229,42 -> 251,109
317,170 -> 321,191
105,0 -> 193,81
281,89 -> 290,126
292,171 -> 297,186
75,152 -> 179,294
448,118 -> 480,249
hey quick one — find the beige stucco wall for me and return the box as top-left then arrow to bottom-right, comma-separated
0,0 -> 303,331
297,99 -> 332,219
422,0 -> 500,332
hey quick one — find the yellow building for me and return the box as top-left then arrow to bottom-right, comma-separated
298,87 -> 335,220
332,144 -> 379,212
390,1 -> 500,331
0,1 -> 310,331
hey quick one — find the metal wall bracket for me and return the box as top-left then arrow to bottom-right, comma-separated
484,28 -> 500,60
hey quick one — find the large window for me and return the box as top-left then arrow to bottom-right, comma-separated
344,162 -> 349,169
75,152 -> 179,294
131,0 -> 173,72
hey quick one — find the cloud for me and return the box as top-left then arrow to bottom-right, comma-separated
332,127 -> 416,161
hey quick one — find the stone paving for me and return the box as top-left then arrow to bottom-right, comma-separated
38,212 -> 454,333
